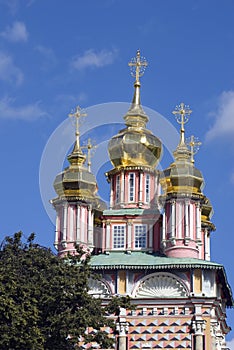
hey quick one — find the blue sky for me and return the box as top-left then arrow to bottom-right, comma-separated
0,0 -> 234,345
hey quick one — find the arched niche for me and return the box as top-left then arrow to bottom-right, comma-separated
132,272 -> 188,298
88,278 -> 112,298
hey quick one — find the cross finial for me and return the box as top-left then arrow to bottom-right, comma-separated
81,138 -> 97,172
186,135 -> 202,163
68,106 -> 87,149
128,50 -> 148,83
172,102 -> 192,144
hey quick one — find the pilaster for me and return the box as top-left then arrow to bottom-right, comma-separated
116,308 -> 129,350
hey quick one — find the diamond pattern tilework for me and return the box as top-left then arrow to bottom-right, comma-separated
128,316 -> 192,349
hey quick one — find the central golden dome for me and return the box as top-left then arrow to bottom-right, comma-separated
108,50 -> 162,168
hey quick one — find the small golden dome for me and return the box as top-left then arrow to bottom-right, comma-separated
160,103 -> 204,195
52,107 -> 106,210
53,142 -> 98,202
160,143 -> 204,195
108,50 -> 162,169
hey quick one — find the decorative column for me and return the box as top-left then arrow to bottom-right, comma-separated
161,211 -> 166,249
116,308 -> 129,350
62,204 -> 68,246
216,330 -> 226,350
171,200 -> 176,244
139,171 -> 143,205
69,205 -> 74,242
76,204 -> 81,243
54,213 -> 60,249
204,228 -> 211,261
106,221 -> 111,250
189,203 -> 194,239
185,201 -> 189,245
110,177 -> 113,209
196,203 -> 201,242
210,317 -> 219,350
177,201 -> 182,239
80,206 -> 85,243
192,318 -> 206,350
127,220 -> 132,250
88,206 -> 94,247
120,170 -> 124,205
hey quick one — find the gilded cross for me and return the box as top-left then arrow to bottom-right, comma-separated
68,106 -> 87,149
172,102 -> 192,144
186,135 -> 202,163
172,102 -> 192,131
128,50 -> 148,83
81,138 -> 97,171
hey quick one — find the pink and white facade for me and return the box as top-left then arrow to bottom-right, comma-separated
51,51 -> 233,350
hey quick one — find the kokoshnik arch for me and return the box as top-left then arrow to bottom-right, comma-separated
50,50 -> 233,350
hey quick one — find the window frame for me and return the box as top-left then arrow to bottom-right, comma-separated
128,172 -> 135,202
113,225 -> 125,249
134,224 -> 147,249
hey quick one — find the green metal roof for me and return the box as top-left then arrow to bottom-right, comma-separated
90,251 -> 222,269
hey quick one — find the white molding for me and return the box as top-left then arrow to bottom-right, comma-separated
133,272 -> 188,298
88,278 -> 111,298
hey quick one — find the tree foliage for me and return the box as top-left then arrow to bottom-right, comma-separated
0,232 -> 130,350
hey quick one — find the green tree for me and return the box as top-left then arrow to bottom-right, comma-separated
0,232 -> 122,350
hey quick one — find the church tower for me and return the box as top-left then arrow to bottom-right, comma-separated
51,106 -> 105,256
160,103 -> 215,260
97,50 -> 162,255
51,51 -> 233,350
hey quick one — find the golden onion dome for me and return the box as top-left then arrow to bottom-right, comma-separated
53,143 -> 98,201
160,142 -> 204,195
52,107 -> 106,210
160,103 -> 204,196
108,50 -> 162,168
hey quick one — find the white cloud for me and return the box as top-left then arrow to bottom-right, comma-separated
71,49 -> 118,70
1,21 -> 28,42
35,45 -> 57,70
0,51 -> 23,85
0,0 -> 19,15
205,90 -> 234,141
227,338 -> 234,350
0,96 -> 49,121
0,0 -> 35,13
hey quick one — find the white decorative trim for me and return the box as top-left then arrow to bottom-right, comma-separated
133,272 -> 188,298
88,278 -> 111,298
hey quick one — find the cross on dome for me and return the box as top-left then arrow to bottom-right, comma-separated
68,105 -> 87,149
81,138 -> 97,172
172,102 -> 192,145
128,49 -> 148,83
186,135 -> 202,164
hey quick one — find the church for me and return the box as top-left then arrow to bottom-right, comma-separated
51,51 -> 233,350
